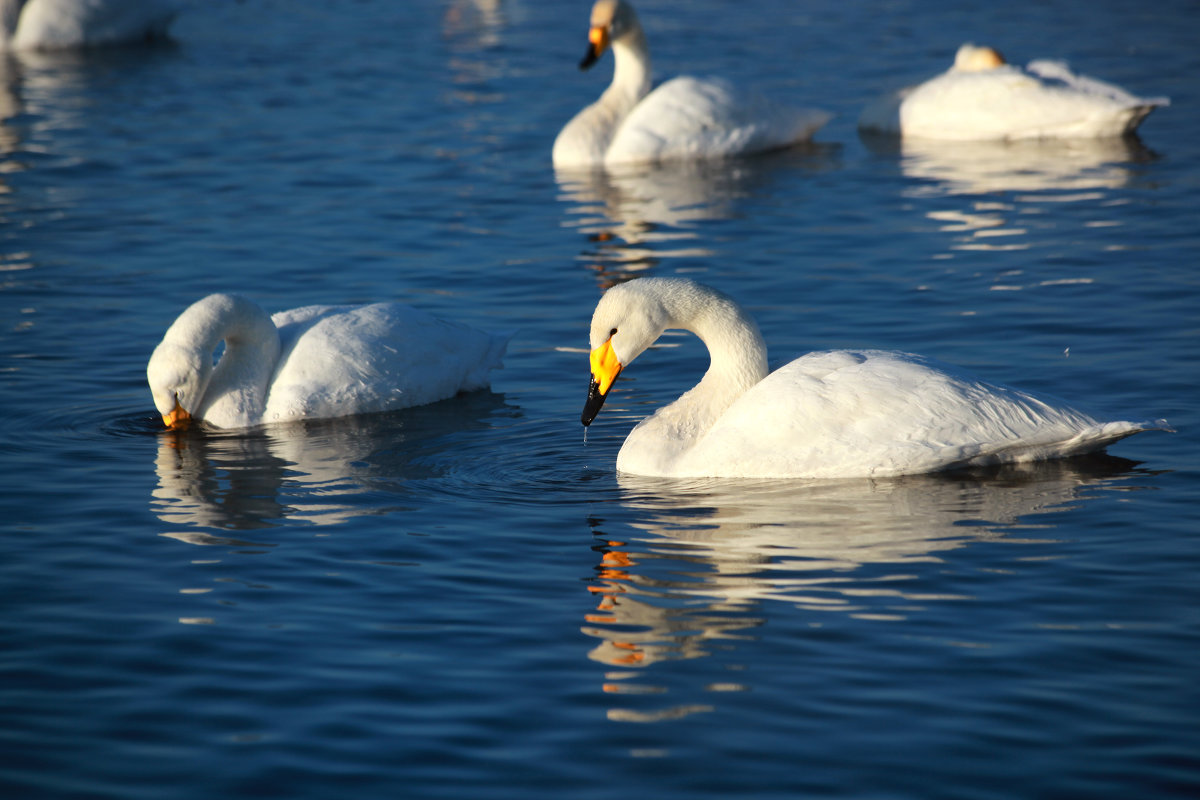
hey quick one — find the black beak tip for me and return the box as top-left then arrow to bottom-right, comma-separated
579,47 -> 598,71
582,378 -> 607,426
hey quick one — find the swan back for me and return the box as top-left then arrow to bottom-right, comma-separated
685,350 -> 1114,478
263,303 -> 507,424
606,76 -> 831,165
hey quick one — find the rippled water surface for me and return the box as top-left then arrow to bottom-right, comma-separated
2,1 -> 1198,798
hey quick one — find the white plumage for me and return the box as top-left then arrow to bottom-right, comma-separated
582,278 -> 1163,479
0,0 -> 180,49
147,294 -> 509,430
553,0 -> 828,168
859,44 -> 1168,140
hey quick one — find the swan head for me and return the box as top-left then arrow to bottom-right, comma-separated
581,278 -> 678,426
953,44 -> 1006,72
147,341 -> 210,430
579,0 -> 641,70
147,293 -> 263,430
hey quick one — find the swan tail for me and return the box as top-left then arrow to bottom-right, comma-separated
787,109 -> 833,140
1026,59 -> 1169,110
955,418 -> 1171,469
461,331 -> 512,391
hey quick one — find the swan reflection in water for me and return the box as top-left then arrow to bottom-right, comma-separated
583,456 -> 1153,722
555,147 -> 835,286
152,392 -> 510,537
862,133 -> 1156,197
859,133 -> 1158,262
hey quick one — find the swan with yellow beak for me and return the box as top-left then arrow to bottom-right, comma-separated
580,277 -> 1164,479
553,0 -> 829,168
582,334 -> 622,426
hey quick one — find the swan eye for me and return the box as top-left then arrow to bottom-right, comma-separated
608,327 -> 618,338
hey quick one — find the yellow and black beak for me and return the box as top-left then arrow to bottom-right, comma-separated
579,25 -> 610,70
163,396 -> 191,430
582,337 -> 622,426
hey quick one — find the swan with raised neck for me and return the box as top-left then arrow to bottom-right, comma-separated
582,278 -> 1165,479
552,0 -> 829,168
553,0 -> 652,167
583,278 -> 770,475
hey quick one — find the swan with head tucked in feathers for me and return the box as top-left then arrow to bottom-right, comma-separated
858,43 -> 1168,140
552,0 -> 829,168
148,294 -> 509,430
0,0 -> 181,49
581,278 -> 1165,479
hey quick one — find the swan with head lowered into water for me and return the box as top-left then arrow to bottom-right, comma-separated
147,293 -> 509,430
581,278 -> 1166,479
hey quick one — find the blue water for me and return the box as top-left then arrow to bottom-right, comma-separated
2,1 -> 1198,798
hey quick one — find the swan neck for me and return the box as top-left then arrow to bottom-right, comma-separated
686,299 -> 769,405
618,283 -> 768,474
609,27 -> 651,104
643,283 -> 768,423
168,295 -> 281,422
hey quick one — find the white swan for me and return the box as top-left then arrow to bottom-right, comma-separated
581,278 -> 1163,479
0,0 -> 180,50
858,44 -> 1168,140
552,0 -> 829,168
148,294 -> 509,430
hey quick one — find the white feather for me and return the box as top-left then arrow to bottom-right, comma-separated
2,0 -> 181,50
586,278 -> 1165,479
553,0 -> 828,168
148,294 -> 509,430
859,44 -> 1167,140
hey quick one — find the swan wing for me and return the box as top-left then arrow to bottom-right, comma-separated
1026,59 -> 1168,109
262,303 -> 507,424
679,350 -> 1140,479
606,75 -> 829,165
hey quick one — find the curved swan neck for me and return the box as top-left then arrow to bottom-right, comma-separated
165,294 -> 278,358
157,294 -> 282,422
610,280 -> 769,474
666,283 -> 769,405
609,23 -> 652,104
552,1 -> 652,166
